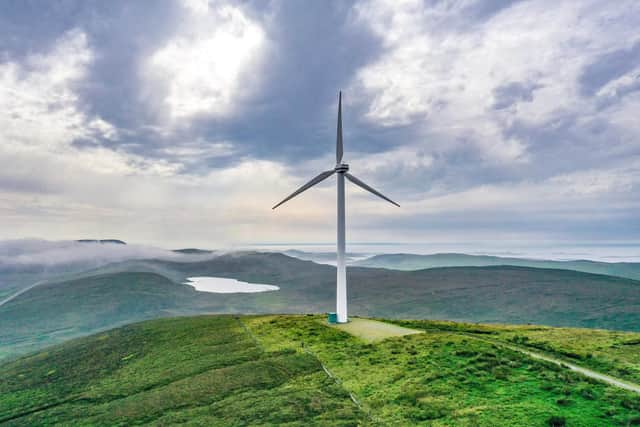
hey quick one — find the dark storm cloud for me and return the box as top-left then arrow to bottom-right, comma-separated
0,1 -> 182,153
190,1 -> 385,163
2,0 -> 637,175
0,1 -> 387,169
76,3 -> 181,131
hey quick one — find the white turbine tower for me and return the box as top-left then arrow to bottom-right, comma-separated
273,92 -> 399,323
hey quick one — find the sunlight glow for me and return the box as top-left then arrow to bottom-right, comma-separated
148,3 -> 265,119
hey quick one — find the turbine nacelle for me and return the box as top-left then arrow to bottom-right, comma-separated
334,163 -> 349,173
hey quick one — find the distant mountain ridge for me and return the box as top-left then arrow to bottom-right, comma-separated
76,239 -> 126,244
2,252 -> 640,360
172,248 -> 214,254
354,252 -> 640,281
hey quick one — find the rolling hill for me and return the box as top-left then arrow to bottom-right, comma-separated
354,253 -> 640,281
1,315 -> 640,425
2,252 -> 640,361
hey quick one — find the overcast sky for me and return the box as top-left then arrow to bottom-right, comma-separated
1,0 -> 639,249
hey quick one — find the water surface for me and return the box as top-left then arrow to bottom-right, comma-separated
184,276 -> 279,293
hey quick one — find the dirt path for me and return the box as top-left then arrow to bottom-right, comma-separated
468,335 -> 640,395
342,318 -> 640,395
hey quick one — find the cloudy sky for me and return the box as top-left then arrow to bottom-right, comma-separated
1,0 -> 639,249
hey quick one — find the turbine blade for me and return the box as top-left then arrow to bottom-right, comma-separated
345,173 -> 400,207
336,91 -> 343,164
272,170 -> 336,210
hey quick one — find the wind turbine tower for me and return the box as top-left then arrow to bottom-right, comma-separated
273,92 -> 399,323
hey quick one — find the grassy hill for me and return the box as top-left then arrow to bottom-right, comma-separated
355,253 -> 640,281
2,315 -> 640,426
0,316 -> 362,426
2,252 -> 640,360
389,319 -> 640,389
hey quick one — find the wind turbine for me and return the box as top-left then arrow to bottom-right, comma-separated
272,92 -> 399,323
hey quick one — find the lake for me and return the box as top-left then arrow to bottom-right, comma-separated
184,276 -> 279,293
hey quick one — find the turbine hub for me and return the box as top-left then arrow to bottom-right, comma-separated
335,163 -> 349,173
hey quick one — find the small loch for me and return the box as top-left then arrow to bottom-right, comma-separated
184,276 -> 280,293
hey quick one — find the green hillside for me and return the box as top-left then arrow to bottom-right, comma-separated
389,319 -> 640,390
0,316 -> 362,426
355,253 -> 640,281
2,315 -> 640,426
2,252 -> 640,360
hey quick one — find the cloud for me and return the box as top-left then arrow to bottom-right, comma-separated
492,81 -> 543,110
579,42 -> 640,97
143,0 -> 267,121
0,239 -> 213,272
0,28 -> 182,178
344,161 -> 640,244
1,30 -> 99,150
0,24 -> 309,247
0,1 -> 639,248
350,0 -> 640,168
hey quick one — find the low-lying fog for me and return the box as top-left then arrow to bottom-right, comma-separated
0,239 -> 217,273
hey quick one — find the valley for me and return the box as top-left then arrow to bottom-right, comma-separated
2,252 -> 640,361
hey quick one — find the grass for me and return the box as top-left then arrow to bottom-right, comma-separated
0,289 -> 15,300
496,327 -> 640,384
0,315 -> 364,426
3,314 -> 640,425
246,315 -> 640,426
389,319 -> 640,387
331,317 -> 423,342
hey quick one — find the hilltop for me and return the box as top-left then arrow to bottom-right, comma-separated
1,315 -> 640,426
2,252 -> 640,360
